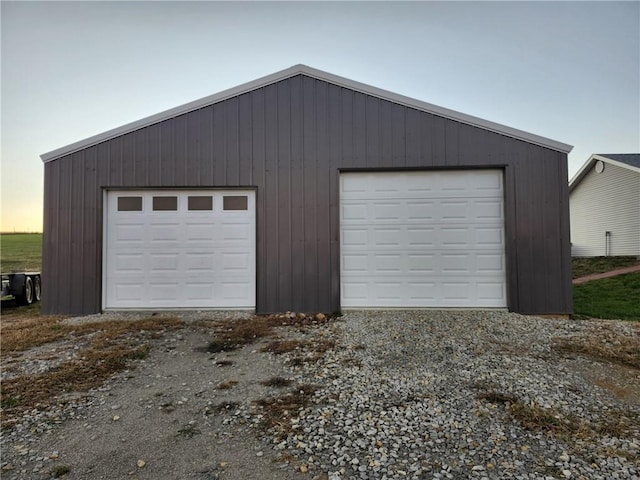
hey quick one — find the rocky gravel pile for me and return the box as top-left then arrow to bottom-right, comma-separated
253,311 -> 640,480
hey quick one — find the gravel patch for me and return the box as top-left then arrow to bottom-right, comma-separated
256,311 -> 639,480
2,310 -> 639,480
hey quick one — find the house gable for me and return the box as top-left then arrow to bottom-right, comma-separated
570,154 -> 640,256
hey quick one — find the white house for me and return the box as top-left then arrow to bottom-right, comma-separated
569,154 -> 640,257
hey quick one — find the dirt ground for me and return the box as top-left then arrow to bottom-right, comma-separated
1,318 -> 317,480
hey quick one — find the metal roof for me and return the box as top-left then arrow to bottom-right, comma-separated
569,153 -> 640,191
41,64 -> 573,163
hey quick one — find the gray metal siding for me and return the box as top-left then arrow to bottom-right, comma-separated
42,74 -> 572,315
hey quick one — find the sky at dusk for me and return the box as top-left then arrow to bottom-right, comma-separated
2,1 -> 639,232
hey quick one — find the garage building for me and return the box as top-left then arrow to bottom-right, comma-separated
41,65 -> 573,315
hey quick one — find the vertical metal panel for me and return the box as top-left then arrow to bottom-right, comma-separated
277,81 -> 292,310
251,88 -> 267,311
41,162 -> 57,314
264,83 -> 279,311
238,94 -> 254,186
42,74 -> 572,315
302,76 -> 318,311
289,77 -> 305,312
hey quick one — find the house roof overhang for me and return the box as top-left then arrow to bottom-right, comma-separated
569,153 -> 640,193
41,64 -> 573,163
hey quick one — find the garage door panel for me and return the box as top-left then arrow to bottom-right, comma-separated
184,253 -> 216,271
374,282 -> 403,300
373,202 -> 403,220
184,283 -> 216,300
114,283 -> 145,302
113,224 -> 146,244
440,253 -> 471,272
474,200 -> 504,220
185,223 -> 217,241
407,228 -> 436,246
149,223 -> 182,242
373,228 -> 403,246
477,282 -> 506,301
341,203 -> 368,221
221,282 -> 253,302
114,253 -> 145,272
477,253 -> 504,272
406,282 -> 437,299
407,254 -> 436,272
340,171 -> 506,308
149,282 -> 180,301
342,254 -> 368,272
341,282 -> 368,301
221,252 -> 251,271
439,227 -> 470,247
475,227 -> 505,247
342,228 -> 368,246
221,223 -> 253,242
105,189 -> 255,309
374,254 -> 403,272
406,201 -> 436,220
149,253 -> 180,273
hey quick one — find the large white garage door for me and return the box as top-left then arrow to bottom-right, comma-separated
340,170 -> 506,308
104,190 -> 255,309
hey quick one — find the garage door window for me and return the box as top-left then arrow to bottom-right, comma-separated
153,196 -> 178,211
188,196 -> 213,211
223,195 -> 248,211
117,196 -> 142,211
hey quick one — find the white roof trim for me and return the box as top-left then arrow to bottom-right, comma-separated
569,154 -> 640,192
41,64 -> 573,163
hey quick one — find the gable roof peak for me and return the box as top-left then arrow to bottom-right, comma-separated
41,64 -> 572,163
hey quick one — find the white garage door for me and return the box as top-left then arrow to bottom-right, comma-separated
340,170 -> 506,308
104,190 -> 255,309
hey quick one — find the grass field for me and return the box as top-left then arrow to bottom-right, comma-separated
0,233 -> 42,273
573,272 -> 640,321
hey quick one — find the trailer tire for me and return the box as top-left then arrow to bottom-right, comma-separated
33,276 -> 42,302
16,276 -> 34,306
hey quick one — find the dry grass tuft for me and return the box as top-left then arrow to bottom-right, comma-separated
216,380 -> 239,390
477,391 -> 519,404
1,316 -> 70,353
480,389 -> 639,443
203,314 -> 336,353
51,464 -> 71,478
261,340 -> 305,354
205,401 -> 240,415
261,376 -> 293,388
254,384 -> 320,439
553,326 -> 640,369
507,401 -> 591,438
593,409 -> 639,438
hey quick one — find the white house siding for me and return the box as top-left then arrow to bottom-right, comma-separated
570,162 -> 640,256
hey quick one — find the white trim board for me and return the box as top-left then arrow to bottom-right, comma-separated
41,64 -> 572,163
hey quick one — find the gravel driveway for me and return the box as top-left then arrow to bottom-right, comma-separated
1,311 -> 639,480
